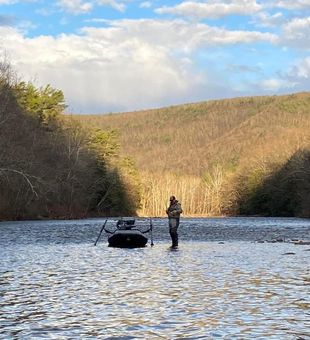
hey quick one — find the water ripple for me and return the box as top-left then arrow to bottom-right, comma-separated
0,218 -> 310,339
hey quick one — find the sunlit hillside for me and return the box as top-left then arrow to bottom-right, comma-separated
76,93 -> 310,175
75,92 -> 310,217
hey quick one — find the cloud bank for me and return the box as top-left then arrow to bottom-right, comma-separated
0,0 -> 309,113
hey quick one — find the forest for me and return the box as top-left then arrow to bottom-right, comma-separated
76,92 -> 310,218
1,60 -> 309,220
0,62 -> 138,220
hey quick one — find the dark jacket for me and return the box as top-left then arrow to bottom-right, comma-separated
166,200 -> 183,218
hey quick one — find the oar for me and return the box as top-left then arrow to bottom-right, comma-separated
94,219 -> 108,246
150,217 -> 154,246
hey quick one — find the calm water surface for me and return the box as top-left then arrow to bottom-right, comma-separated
0,217 -> 309,339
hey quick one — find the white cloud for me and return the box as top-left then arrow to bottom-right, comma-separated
84,18 -> 110,23
253,11 -> 285,27
36,7 -> 55,16
260,78 -> 297,91
281,17 -> 310,50
258,57 -> 310,92
96,0 -> 126,12
0,19 -> 278,113
156,0 -> 262,19
81,19 -> 277,53
266,0 -> 310,10
0,0 -> 17,4
0,23 -> 197,112
226,63 -> 262,74
0,0 -> 38,3
288,57 -> 310,79
139,1 -> 152,9
57,0 -> 93,14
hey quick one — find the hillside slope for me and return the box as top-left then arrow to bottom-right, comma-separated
77,92 -> 310,176
0,64 -> 137,220
75,92 -> 310,217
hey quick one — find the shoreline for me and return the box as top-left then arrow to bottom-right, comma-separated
1,214 -> 310,223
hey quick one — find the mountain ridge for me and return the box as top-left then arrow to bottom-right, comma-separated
75,92 -> 310,175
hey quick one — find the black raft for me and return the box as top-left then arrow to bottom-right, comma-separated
103,218 -> 153,248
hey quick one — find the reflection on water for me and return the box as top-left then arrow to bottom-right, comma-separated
0,218 -> 309,339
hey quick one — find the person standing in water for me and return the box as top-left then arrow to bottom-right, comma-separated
166,195 -> 183,248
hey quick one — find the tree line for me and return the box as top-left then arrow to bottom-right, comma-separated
1,60 -> 309,220
77,92 -> 310,218
0,61 -> 138,220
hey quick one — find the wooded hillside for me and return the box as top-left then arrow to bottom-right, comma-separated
1,58 -> 309,219
0,62 -> 138,220
76,93 -> 310,217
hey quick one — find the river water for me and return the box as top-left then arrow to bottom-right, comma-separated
0,217 -> 309,339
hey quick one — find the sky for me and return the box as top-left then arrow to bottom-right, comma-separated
0,0 -> 309,114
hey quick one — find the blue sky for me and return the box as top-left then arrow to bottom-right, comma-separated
0,0 -> 309,113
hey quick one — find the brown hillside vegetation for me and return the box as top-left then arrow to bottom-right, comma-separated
0,62 -> 138,220
76,93 -> 310,175
3,59 -> 308,219
76,93 -> 310,217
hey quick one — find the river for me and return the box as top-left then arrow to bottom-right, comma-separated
0,217 -> 309,339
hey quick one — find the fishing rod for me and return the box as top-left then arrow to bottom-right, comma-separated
94,219 -> 108,246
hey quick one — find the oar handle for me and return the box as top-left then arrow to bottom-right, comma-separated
94,219 -> 108,246
150,217 -> 154,246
